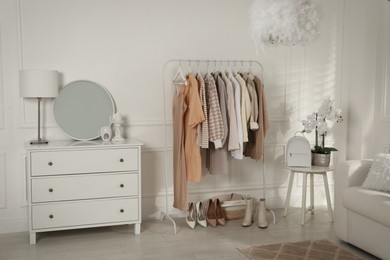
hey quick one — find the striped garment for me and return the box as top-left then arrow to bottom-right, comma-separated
195,74 -> 209,149
204,73 -> 224,148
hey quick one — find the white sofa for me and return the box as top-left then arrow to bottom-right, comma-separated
334,159 -> 390,259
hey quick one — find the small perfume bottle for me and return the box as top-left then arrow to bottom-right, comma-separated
100,126 -> 112,142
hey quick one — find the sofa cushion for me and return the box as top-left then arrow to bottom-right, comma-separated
343,186 -> 390,227
362,153 -> 390,192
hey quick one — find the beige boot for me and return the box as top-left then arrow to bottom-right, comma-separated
258,198 -> 268,229
242,199 -> 253,227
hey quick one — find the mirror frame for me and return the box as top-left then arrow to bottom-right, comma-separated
53,80 -> 115,141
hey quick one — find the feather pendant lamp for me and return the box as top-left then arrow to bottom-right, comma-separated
249,0 -> 322,53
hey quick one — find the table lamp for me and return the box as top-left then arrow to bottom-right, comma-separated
19,70 -> 59,145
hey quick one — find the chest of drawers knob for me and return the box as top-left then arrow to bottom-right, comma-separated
120,209 -> 124,213
49,214 -> 54,219
49,188 -> 53,193
48,162 -> 53,166
120,184 -> 124,188
120,158 -> 124,163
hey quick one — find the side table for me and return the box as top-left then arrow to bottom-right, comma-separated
283,165 -> 334,225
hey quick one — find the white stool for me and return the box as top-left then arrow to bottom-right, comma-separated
283,165 -> 334,225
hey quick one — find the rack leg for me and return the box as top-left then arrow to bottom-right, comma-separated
160,211 -> 177,234
266,208 -> 276,224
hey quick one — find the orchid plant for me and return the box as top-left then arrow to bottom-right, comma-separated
301,98 -> 343,154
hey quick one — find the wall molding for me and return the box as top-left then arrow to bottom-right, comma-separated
19,99 -> 58,129
381,4 -> 390,122
19,115 -> 289,130
143,180 -> 290,200
337,0 -> 346,110
126,115 -> 289,128
19,153 -> 27,207
0,20 -> 4,130
141,142 -> 288,154
382,143 -> 390,153
0,153 -> 6,209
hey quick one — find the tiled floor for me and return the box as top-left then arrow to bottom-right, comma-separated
0,208 -> 379,260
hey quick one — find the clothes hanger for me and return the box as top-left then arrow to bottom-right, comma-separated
212,60 -> 218,76
196,60 -> 202,76
187,60 -> 192,74
173,61 -> 187,84
219,60 -> 225,74
173,61 -> 187,93
248,61 -> 255,80
227,60 -> 234,76
236,60 -> 246,77
232,60 -> 238,75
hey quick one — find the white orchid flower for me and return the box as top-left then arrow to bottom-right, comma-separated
301,98 -> 342,152
317,122 -> 329,136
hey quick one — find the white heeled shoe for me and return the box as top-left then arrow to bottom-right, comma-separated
196,201 -> 207,228
186,202 -> 196,229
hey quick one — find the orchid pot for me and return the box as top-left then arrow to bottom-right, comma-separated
311,152 -> 331,167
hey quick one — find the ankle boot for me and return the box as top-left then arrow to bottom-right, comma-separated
242,199 -> 253,227
258,198 -> 268,229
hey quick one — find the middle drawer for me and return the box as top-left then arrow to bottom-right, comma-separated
32,173 -> 138,203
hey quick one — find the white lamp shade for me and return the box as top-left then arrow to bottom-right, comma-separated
19,70 -> 59,98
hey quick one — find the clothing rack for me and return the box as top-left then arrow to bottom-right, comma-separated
161,59 -> 275,234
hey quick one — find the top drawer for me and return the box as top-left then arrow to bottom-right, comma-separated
30,148 -> 138,176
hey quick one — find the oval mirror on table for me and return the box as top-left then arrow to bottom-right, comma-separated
53,80 -> 115,141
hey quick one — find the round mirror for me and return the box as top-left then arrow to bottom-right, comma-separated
53,80 -> 115,141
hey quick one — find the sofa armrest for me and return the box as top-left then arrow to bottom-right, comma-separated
335,159 -> 373,190
334,159 -> 372,241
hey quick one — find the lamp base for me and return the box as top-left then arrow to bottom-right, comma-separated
30,140 -> 49,145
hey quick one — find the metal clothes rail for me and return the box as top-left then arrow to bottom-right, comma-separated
161,59 -> 274,234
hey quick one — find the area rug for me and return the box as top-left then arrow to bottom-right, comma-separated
239,239 -> 362,260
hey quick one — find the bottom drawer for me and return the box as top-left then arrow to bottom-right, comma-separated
32,198 -> 139,230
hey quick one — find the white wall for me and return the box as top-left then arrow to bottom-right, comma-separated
342,0 -> 390,159
0,0 -> 386,233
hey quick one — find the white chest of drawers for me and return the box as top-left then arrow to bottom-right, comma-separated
26,139 -> 143,244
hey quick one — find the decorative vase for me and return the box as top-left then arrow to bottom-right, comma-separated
311,152 -> 330,167
111,123 -> 125,143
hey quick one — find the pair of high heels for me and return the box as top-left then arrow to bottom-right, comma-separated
186,201 -> 207,229
206,198 -> 226,227
241,198 -> 268,228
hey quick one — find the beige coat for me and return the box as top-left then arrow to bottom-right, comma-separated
243,75 -> 269,160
